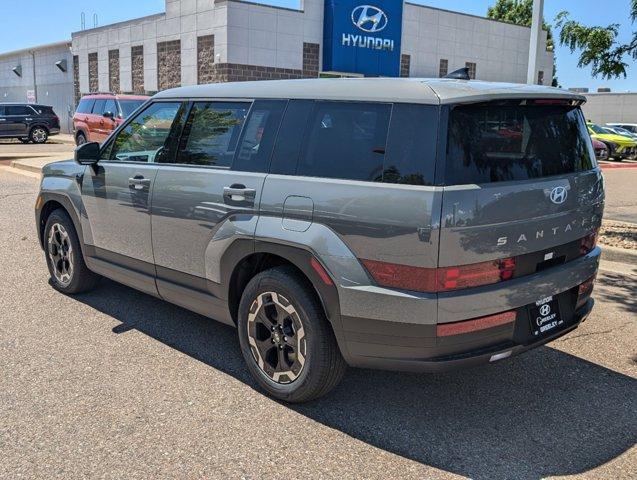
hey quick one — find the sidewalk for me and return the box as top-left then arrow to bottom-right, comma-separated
50,133 -> 76,145
8,156 -> 69,174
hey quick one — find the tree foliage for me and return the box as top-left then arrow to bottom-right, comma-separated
555,0 -> 637,79
487,0 -> 558,86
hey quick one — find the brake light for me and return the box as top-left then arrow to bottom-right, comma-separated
361,257 -> 516,293
580,229 -> 599,255
437,311 -> 517,337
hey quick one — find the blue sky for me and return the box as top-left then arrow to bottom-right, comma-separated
1,0 -> 636,90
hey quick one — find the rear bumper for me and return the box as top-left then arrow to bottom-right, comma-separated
343,299 -> 593,372
337,248 -> 600,372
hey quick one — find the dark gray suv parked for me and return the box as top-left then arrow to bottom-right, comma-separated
35,78 -> 603,402
0,103 -> 60,143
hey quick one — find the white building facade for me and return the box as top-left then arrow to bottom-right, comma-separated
581,93 -> 637,125
70,0 -> 554,95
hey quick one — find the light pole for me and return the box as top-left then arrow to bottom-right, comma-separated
526,0 -> 544,84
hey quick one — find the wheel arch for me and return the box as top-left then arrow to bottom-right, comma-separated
37,193 -> 85,255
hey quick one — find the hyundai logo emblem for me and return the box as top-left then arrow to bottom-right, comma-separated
550,186 -> 568,205
540,304 -> 551,316
351,5 -> 388,33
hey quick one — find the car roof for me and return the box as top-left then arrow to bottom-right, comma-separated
81,93 -> 149,100
154,77 -> 585,105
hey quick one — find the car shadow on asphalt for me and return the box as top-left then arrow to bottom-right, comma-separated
74,278 -> 636,480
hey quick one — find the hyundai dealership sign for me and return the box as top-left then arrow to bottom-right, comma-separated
323,0 -> 404,77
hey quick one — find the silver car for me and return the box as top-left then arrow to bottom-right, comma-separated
35,78 -> 603,402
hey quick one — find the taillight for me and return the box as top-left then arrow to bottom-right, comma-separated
576,275 -> 596,310
437,310 -> 517,337
580,229 -> 599,255
361,257 -> 516,293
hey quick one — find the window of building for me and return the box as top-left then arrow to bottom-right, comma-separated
105,102 -> 182,163
538,70 -> 545,85
297,102 -> 391,182
465,62 -> 477,79
176,102 -> 249,167
233,100 -> 287,173
439,59 -> 449,77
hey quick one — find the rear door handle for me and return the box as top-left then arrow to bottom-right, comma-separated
223,185 -> 256,202
128,176 -> 151,190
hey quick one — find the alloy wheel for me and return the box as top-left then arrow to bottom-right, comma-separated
32,128 -> 47,143
247,291 -> 306,384
47,223 -> 74,286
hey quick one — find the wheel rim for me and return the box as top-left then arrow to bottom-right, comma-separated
47,223 -> 74,286
77,134 -> 86,145
247,292 -> 306,384
32,128 -> 46,143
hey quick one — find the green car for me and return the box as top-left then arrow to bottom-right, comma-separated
588,122 -> 637,161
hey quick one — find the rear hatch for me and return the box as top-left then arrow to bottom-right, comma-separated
437,100 -> 604,324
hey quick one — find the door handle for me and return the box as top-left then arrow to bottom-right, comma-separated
223,185 -> 256,202
128,176 -> 151,190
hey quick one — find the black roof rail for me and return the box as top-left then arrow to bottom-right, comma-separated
444,67 -> 471,80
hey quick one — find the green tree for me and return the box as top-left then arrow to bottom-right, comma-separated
487,0 -> 558,86
555,0 -> 637,79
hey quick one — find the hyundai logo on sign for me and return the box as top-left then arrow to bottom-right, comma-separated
352,5 -> 388,33
550,186 -> 568,205
323,0 -> 403,77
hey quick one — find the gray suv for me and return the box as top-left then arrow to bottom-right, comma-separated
35,78 -> 603,402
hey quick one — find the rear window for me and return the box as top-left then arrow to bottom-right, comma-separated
119,100 -> 145,118
446,104 -> 595,185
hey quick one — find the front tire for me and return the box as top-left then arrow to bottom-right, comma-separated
30,126 -> 48,144
76,132 -> 87,145
44,209 -> 100,294
238,267 -> 346,403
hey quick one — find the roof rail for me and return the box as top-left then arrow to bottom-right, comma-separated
85,91 -> 116,96
444,67 -> 471,81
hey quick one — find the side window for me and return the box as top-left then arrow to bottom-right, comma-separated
175,102 -> 249,167
104,99 -> 117,117
383,104 -> 438,186
104,102 -> 182,163
233,100 -> 287,173
76,99 -> 95,114
297,101 -> 391,182
6,105 -> 31,116
92,99 -> 106,115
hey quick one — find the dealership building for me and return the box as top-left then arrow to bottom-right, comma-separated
1,0 -> 554,130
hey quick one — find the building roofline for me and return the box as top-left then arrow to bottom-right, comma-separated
0,40 -> 71,59
71,12 -> 165,36
405,1 -> 547,32
225,0 -> 304,14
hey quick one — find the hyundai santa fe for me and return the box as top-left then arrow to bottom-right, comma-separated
35,78 -> 603,402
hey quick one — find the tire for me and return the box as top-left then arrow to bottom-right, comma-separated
44,209 -> 100,294
76,132 -> 87,145
19,137 -> 30,144
238,266 -> 346,403
30,126 -> 48,144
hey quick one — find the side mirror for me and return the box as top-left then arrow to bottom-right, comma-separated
103,111 -> 114,119
75,142 -> 100,166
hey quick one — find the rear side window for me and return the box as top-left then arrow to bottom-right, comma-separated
76,98 -> 95,114
233,100 -> 286,173
297,101 -> 391,182
92,99 -> 106,115
176,102 -> 249,167
446,104 -> 595,185
383,104 -> 438,185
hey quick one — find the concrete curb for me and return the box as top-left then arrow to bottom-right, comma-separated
601,245 -> 637,265
10,160 -> 45,174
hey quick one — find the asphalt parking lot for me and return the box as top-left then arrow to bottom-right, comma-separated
0,165 -> 636,479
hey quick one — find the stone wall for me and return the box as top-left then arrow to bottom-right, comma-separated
88,52 -> 98,92
73,55 -> 80,104
197,35 -> 214,85
157,40 -> 181,91
131,45 -> 144,94
108,49 -> 120,93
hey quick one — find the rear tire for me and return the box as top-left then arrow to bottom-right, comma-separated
30,126 -> 48,144
238,267 -> 346,403
44,209 -> 100,294
76,132 -> 87,145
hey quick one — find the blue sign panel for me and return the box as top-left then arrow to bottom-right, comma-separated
323,0 -> 404,77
